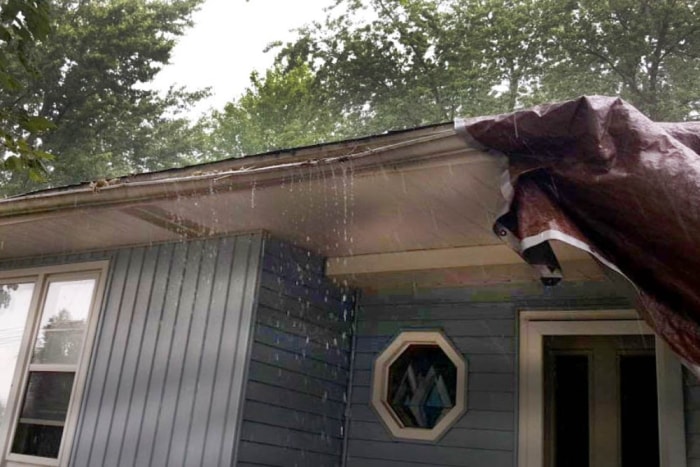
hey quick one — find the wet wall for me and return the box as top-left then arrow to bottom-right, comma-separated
236,237 -> 354,467
0,234 -> 264,467
0,233 -> 355,467
345,281 -> 700,467
4,236 -> 698,466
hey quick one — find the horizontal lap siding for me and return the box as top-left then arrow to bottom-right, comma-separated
1,235 -> 265,467
237,238 -> 353,467
685,369 -> 700,466
346,281 -> 633,467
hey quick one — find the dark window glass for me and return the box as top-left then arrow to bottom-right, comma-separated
11,371 -> 74,457
620,355 -> 659,467
11,423 -> 63,458
552,355 -> 589,467
387,344 -> 457,428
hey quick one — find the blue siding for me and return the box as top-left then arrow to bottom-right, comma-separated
5,238 -> 697,466
685,369 -> 700,467
74,235 -> 262,467
345,281 -> 633,467
0,234 -> 264,467
236,238 -> 353,467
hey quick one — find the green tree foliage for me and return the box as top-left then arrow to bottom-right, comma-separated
541,0 -> 700,120
0,0 -> 206,196
0,0 -> 53,180
211,0 -> 700,157
203,64 -> 343,158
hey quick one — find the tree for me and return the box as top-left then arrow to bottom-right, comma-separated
281,0 -> 502,130
0,0 -> 53,181
0,0 -> 207,196
202,63 -> 343,158
209,0 -> 700,157
539,0 -> 700,121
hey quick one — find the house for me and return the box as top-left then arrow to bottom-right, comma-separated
0,96 -> 696,467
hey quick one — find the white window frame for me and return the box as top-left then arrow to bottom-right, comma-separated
371,330 -> 467,441
518,309 -> 686,467
0,261 -> 108,467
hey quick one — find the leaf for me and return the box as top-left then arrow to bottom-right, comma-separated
20,116 -> 54,132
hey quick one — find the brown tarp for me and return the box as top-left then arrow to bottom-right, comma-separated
457,96 -> 700,365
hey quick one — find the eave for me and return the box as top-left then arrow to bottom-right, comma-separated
0,123 -> 604,289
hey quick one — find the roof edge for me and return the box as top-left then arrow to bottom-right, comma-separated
0,124 -> 482,222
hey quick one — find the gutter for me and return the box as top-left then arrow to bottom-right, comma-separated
0,128 -> 478,223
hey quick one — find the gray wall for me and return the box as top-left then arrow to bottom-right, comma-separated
236,238 -> 354,467
5,237 -> 698,466
345,281 -> 637,467
73,235 -> 263,467
1,234 -> 264,467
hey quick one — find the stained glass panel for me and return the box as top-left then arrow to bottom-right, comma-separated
387,344 -> 457,429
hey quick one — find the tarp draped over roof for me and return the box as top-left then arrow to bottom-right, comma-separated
457,96 -> 700,365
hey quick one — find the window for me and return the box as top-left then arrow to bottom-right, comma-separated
0,262 -> 107,466
372,331 -> 467,441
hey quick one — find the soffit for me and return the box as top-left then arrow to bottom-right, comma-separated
0,130 -> 600,290
0,136 -> 506,260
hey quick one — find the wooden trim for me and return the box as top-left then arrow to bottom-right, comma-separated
230,235 -> 265,465
57,263 -> 108,467
326,245 -> 590,276
656,339 -> 687,467
518,309 -> 686,467
0,262 -> 109,281
123,205 -> 213,238
27,364 -> 77,373
5,453 -> 58,466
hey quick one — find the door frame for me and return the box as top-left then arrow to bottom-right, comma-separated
518,310 -> 686,467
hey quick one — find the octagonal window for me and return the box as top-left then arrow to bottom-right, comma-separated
372,331 -> 467,441
388,344 -> 457,428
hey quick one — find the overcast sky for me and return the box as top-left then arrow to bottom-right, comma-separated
150,0 -> 334,116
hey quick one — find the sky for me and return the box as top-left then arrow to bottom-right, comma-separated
150,0 -> 335,117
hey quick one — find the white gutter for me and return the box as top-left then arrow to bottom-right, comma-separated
0,127 -> 478,223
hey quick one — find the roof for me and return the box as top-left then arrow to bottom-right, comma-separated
0,120 -> 597,290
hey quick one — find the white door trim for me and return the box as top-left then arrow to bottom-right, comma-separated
518,310 -> 686,467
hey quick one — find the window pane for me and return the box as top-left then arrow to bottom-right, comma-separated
32,279 -> 95,364
551,355 -> 589,467
11,423 -> 63,458
17,371 -> 74,422
620,354 -> 659,467
11,371 -> 74,458
387,344 -> 457,428
0,282 -> 34,425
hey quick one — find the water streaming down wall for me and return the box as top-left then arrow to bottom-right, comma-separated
0,234 -> 264,467
344,281 -> 700,467
236,238 -> 354,467
0,234 -> 353,467
2,235 -> 700,466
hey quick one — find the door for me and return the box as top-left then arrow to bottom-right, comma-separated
544,335 -> 659,467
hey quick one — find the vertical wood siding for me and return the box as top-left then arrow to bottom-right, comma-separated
346,281 -> 634,467
236,238 -> 354,467
1,233 -> 264,467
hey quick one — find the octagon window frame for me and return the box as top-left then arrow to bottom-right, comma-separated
371,330 -> 467,441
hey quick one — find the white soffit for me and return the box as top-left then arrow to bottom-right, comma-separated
0,133 -> 510,260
